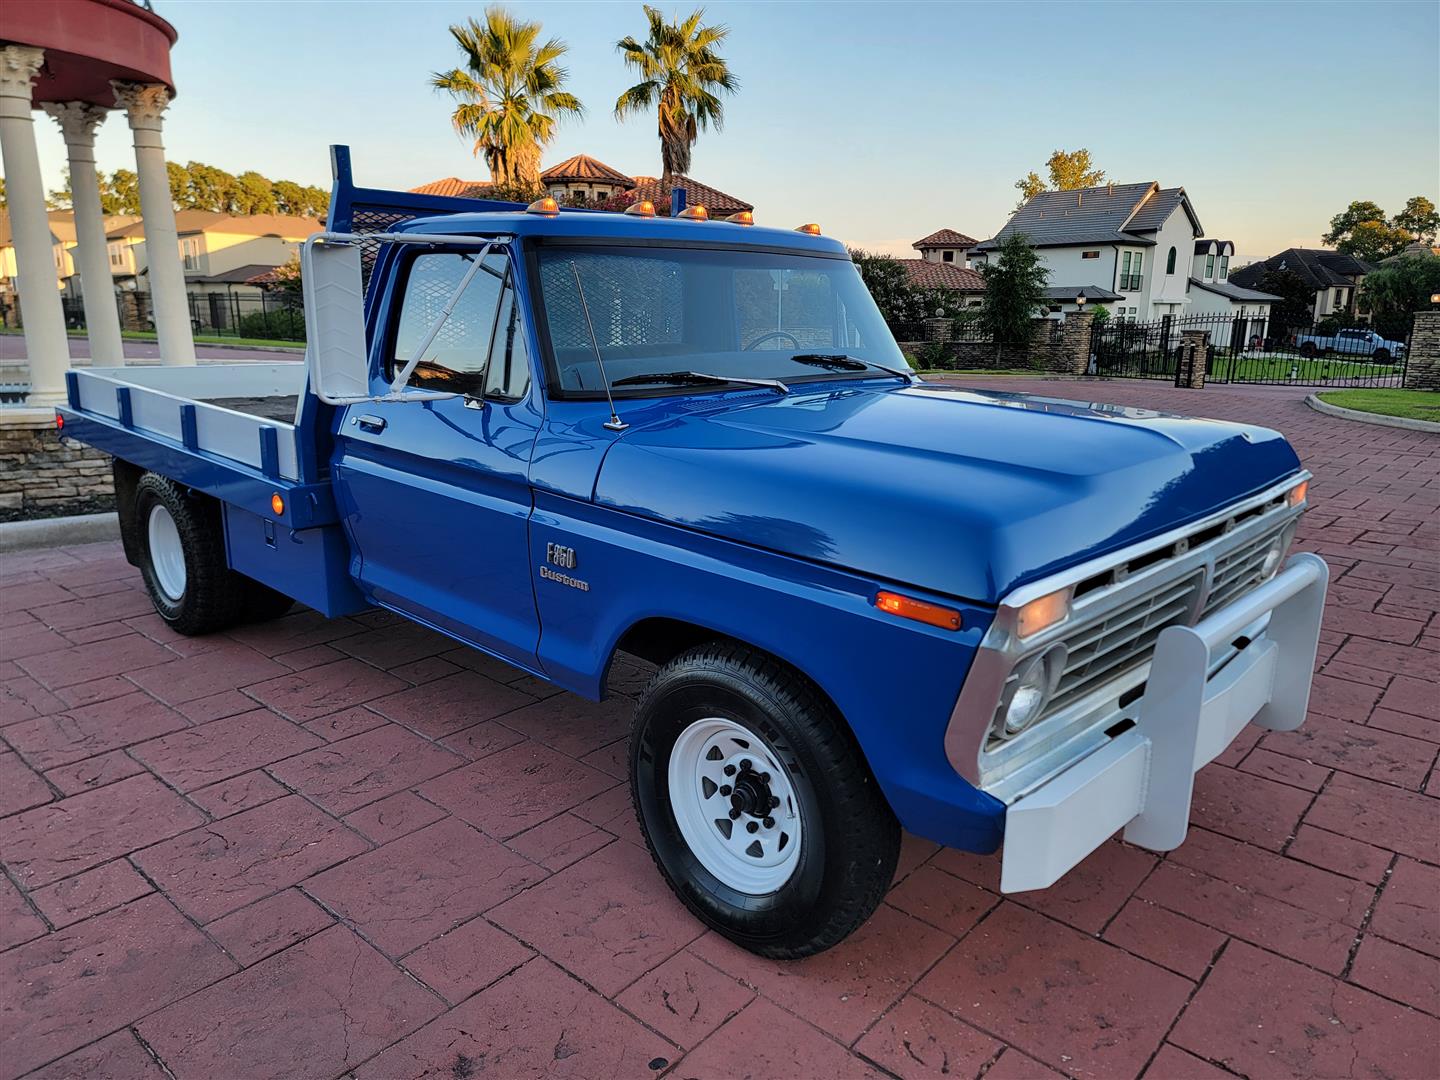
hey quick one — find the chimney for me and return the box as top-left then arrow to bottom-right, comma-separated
1076,191 -> 1082,207
1107,181 -> 1114,195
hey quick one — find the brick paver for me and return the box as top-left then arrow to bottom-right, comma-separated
1,379 -> 1436,1078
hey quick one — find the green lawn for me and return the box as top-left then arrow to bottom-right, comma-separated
1317,389 -> 1440,423
1,327 -> 302,349
1209,352 -> 1401,383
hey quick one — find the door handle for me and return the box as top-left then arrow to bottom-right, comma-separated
353,414 -> 387,433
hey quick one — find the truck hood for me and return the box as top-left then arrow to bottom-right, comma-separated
593,384 -> 1302,604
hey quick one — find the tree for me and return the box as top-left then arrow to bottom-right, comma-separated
1358,252 -> 1440,340
1393,196 -> 1439,245
1323,197 -> 1437,261
1014,148 -> 1106,205
614,6 -> 737,183
46,168 -> 72,210
106,170 -> 140,215
1254,268 -> 1315,339
848,248 -> 930,328
977,233 -> 1049,358
431,7 -> 584,189
234,171 -> 278,215
166,161 -> 190,207
0,177 -> 5,209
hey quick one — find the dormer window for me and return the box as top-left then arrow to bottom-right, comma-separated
942,250 -> 954,263
1218,255 -> 1229,280
1166,247 -> 1177,274
1205,254 -> 1216,280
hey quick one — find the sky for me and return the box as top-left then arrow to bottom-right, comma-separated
35,0 -> 1440,264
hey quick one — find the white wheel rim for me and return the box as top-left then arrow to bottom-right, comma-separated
146,503 -> 186,601
667,717 -> 802,894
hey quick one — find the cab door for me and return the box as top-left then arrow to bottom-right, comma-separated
332,242 -> 544,669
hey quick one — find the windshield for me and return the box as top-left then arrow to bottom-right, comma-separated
536,245 -> 909,394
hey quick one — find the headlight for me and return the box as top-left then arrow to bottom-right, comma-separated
1260,536 -> 1286,578
995,644 -> 1066,740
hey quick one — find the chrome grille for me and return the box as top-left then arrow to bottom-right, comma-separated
1049,571 -> 1204,716
1201,520 -> 1290,618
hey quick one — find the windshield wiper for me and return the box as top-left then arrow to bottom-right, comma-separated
790,353 -> 918,384
611,371 -> 790,394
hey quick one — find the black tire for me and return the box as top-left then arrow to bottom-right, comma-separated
631,642 -> 899,958
1299,342 -> 1317,358
134,473 -> 247,635
1372,347 -> 1390,362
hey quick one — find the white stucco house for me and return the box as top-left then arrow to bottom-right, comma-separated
969,182 -> 1272,323
1186,240 -> 1278,324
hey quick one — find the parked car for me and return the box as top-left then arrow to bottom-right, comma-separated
56,148 -> 1329,958
1293,326 -> 1407,360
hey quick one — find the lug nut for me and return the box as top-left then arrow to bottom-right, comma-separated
719,785 -> 732,796
729,808 -> 740,820
746,821 -> 759,833
770,795 -> 781,808
763,816 -> 775,828
723,764 -> 736,776
740,759 -> 752,772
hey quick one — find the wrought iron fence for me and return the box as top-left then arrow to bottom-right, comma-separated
1091,312 -> 1412,387
56,290 -> 306,342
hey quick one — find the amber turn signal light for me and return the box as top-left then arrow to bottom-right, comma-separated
874,591 -> 963,631
526,197 -> 560,216
1286,480 -> 1308,508
1015,587 -> 1071,638
624,200 -> 656,217
270,493 -> 285,516
678,205 -> 709,220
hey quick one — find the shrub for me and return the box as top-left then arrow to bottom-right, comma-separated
238,306 -> 306,341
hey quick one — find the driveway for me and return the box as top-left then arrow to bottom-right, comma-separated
1,379 -> 1436,1079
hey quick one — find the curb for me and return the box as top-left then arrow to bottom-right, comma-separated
1304,394 -> 1440,433
194,341 -> 303,354
0,511 -> 120,553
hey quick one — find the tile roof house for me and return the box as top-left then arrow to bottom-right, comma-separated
900,259 -> 985,298
541,154 -> 634,205
912,228 -> 979,267
971,182 -> 1229,320
1228,248 -> 1374,322
410,177 -> 492,199
627,174 -> 752,218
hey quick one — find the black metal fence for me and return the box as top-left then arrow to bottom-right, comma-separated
57,290 -> 306,342
1092,313 -> 1412,387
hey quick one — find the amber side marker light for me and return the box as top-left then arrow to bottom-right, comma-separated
526,197 -> 560,216
1015,587 -> 1071,638
678,204 -> 709,220
875,591 -> 963,631
1287,480 -> 1309,508
624,200 -> 656,217
795,223 -> 822,235
270,493 -> 285,516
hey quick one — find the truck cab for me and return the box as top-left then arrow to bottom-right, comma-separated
57,149 -> 1328,957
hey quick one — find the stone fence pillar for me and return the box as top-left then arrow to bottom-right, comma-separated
924,317 -> 952,342
1060,310 -> 1095,374
1404,311 -> 1439,390
1178,330 -> 1210,389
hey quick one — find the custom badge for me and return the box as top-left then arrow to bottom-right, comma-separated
541,542 -> 589,591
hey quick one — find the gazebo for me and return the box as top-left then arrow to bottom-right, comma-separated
2,0 -> 196,406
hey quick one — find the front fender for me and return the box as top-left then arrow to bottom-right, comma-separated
529,491 -> 1007,852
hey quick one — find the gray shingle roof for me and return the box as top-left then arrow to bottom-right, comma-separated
1125,187 -> 1201,235
1229,248 -> 1374,291
1188,278 -> 1280,302
1040,285 -> 1124,302
972,182 -> 1159,252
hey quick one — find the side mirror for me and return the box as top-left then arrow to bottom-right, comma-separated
302,236 -> 372,405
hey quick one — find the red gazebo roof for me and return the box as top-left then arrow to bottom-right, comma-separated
5,0 -> 179,106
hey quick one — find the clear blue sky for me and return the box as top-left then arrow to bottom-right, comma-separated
40,0 -> 1439,263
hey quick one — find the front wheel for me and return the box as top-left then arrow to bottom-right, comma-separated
631,642 -> 899,958
1299,342 -> 1317,358
1372,347 -> 1391,362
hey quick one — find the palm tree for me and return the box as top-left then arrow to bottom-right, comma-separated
614,6 -> 737,183
431,8 -> 584,192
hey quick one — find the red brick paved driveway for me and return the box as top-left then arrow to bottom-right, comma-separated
2,379 -> 1437,1079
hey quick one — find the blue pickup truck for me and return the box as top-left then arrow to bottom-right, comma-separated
57,149 -> 1328,957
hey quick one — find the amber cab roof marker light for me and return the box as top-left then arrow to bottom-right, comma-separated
526,197 -> 560,216
795,223 -> 822,235
624,200 -> 656,217
874,591 -> 963,632
677,204 -> 709,220
725,211 -> 754,226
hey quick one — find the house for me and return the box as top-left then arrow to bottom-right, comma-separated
1187,240 -> 1278,325
106,210 -> 322,300
411,154 -> 753,220
970,182 -> 1213,321
912,228 -> 978,268
1229,248 -> 1374,321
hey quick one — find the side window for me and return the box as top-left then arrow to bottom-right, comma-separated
1166,246 -> 1177,274
1205,254 -> 1215,279
482,280 -> 532,401
391,250 -> 508,395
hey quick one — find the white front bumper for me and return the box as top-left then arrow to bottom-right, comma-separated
999,552 -> 1329,893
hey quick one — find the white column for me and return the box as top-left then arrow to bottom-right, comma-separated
111,80 -> 195,366
45,102 -> 125,367
0,46 -> 73,405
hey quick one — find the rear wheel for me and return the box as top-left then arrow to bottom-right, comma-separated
631,642 -> 899,958
135,474 -> 247,635
1372,347 -> 1391,362
1299,342 -> 1317,358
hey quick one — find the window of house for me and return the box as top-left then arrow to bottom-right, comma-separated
942,250 -> 954,263
1218,255 -> 1229,280
108,243 -> 125,268
1081,250 -> 1100,260
390,249 -> 512,397
180,238 -> 201,271
1166,247 -> 1177,274
1204,254 -> 1215,279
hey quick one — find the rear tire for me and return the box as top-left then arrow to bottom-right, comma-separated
1299,342 -> 1317,358
1372,347 -> 1390,362
631,642 -> 899,958
134,474 -> 247,636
